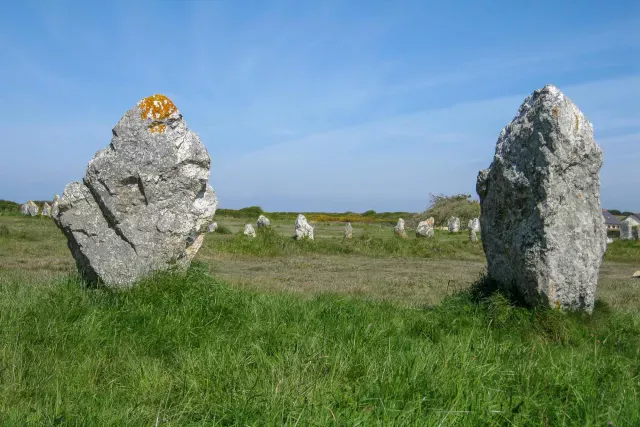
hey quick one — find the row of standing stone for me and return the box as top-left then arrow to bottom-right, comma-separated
395,217 -> 481,241
19,196 -> 60,218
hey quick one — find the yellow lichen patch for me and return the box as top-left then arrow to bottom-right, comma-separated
551,106 -> 559,117
575,114 -> 580,132
149,123 -> 167,134
137,94 -> 177,121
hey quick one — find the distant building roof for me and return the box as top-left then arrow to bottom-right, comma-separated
623,213 -> 640,223
602,210 -> 623,226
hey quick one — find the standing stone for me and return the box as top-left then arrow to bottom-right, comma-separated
20,201 -> 39,216
208,222 -> 218,233
51,195 -> 60,218
620,219 -> 633,240
416,220 -> 434,238
476,85 -> 606,312
55,94 -> 217,286
606,237 -> 613,244
447,217 -> 460,232
469,228 -> 477,242
344,222 -> 353,239
295,214 -> 314,240
394,218 -> 407,238
41,202 -> 52,217
257,214 -> 271,228
468,218 -> 481,233
244,223 -> 256,238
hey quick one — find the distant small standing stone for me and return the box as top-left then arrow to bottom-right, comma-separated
469,228 -> 477,242
244,224 -> 256,238
51,195 -> 60,218
620,219 -> 633,240
394,218 -> 407,238
295,214 -> 314,240
416,220 -> 434,238
344,222 -> 353,239
20,201 -> 39,216
41,202 -> 52,217
257,214 -> 271,228
448,217 -> 460,233
208,222 -> 218,233
468,218 -> 480,233
606,237 -> 613,244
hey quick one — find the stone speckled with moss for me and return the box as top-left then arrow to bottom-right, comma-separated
55,94 -> 217,286
295,214 -> 314,240
257,215 -> 271,228
477,85 -> 606,312
244,224 -> 256,238
344,222 -> 353,239
448,217 -> 460,233
20,200 -> 39,216
394,218 -> 407,239
416,220 -> 434,238
41,202 -> 51,217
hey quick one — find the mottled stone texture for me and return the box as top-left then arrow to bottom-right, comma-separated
208,222 -> 218,233
477,85 -> 605,312
41,202 -> 51,217
620,219 -> 634,240
447,217 -> 460,232
244,224 -> 256,238
468,218 -> 480,233
416,220 -> 434,238
257,215 -> 271,228
295,214 -> 314,240
51,195 -> 60,218
344,222 -> 353,239
394,218 -> 407,238
21,201 -> 39,216
55,94 -> 217,287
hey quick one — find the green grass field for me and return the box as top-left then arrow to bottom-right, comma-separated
1,215 -> 639,425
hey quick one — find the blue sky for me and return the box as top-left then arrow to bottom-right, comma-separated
1,0 -> 639,212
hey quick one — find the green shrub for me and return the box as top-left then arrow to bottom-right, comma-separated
215,225 -> 233,235
412,193 -> 480,227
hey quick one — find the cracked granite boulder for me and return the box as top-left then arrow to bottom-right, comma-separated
477,85 -> 605,312
55,94 -> 217,286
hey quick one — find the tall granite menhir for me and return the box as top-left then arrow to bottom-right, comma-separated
55,94 -> 217,286
477,85 -> 606,312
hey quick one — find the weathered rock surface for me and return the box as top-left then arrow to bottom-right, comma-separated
51,195 -> 60,218
426,217 -> 435,226
55,94 -> 217,286
208,222 -> 218,233
416,220 -> 434,238
344,222 -> 353,239
244,223 -> 256,238
394,218 -> 407,238
448,217 -> 460,232
468,218 -> 480,233
257,214 -> 271,228
620,219 -> 633,240
633,271 -> 640,279
476,84 -> 606,312
41,202 -> 51,217
21,200 -> 39,216
295,214 -> 314,240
